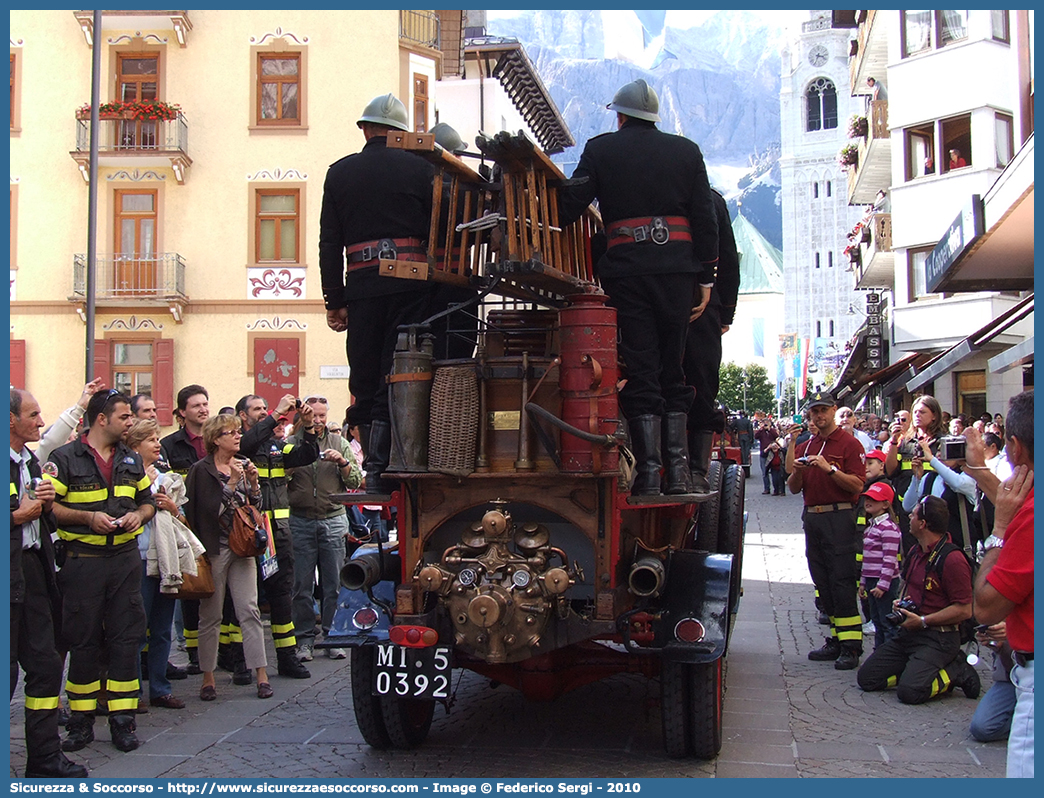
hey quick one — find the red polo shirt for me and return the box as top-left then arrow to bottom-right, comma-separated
985,490 -> 1034,652
797,426 -> 866,506
186,429 -> 207,461
904,536 -> 973,615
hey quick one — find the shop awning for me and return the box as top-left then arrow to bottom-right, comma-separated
906,294 -> 1033,392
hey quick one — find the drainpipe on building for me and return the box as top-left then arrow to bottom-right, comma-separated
84,8 -> 101,381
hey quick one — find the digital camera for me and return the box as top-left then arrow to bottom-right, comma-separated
886,597 -> 918,624
938,435 -> 967,461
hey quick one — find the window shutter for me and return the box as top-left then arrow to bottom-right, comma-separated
93,339 -> 111,386
154,338 -> 175,427
9,339 -> 26,390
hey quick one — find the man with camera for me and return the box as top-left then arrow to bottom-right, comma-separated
785,390 -> 867,669
856,495 -> 980,704
237,394 -> 320,679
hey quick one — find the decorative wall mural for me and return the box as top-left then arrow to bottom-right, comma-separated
247,268 -> 306,299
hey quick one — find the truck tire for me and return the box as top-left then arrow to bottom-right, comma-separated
380,695 -> 435,749
689,658 -> 724,759
717,464 -> 746,625
660,659 -> 691,758
350,647 -> 392,749
693,461 -> 722,551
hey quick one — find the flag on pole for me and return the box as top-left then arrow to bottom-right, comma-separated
797,337 -> 811,400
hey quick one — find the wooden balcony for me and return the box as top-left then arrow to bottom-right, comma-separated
853,213 -> 894,290
848,9 -> 887,95
71,112 -> 192,184
846,100 -> 890,205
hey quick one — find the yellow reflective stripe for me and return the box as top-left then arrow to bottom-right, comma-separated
229,630 -> 243,643
10,482 -> 17,495
50,478 -> 68,497
273,636 -> 297,648
900,461 -> 936,472
834,615 -> 863,627
837,630 -> 863,641
135,475 -> 151,491
66,680 -> 101,694
184,629 -> 198,640
107,698 -> 139,711
185,639 -> 198,649
25,696 -> 60,711
856,515 -> 866,526
270,468 -> 286,478
256,467 -> 271,478
271,622 -> 294,635
107,678 -> 139,692
68,699 -> 97,711
57,529 -> 140,546
855,552 -> 864,562
113,485 -> 137,498
65,488 -> 108,503
282,444 -> 294,455
218,632 -> 230,644
273,507 -> 289,519
886,675 -> 898,688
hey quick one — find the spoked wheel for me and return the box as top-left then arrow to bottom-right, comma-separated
717,463 -> 746,630
380,692 -> 435,749
350,647 -> 391,749
660,659 -> 691,759
694,460 -> 723,551
689,658 -> 724,759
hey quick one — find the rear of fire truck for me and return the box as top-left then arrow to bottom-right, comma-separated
326,130 -> 745,760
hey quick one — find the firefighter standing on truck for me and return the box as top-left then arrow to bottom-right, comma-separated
48,391 -> 154,753
237,393 -> 319,679
319,92 -> 440,494
558,78 -> 719,496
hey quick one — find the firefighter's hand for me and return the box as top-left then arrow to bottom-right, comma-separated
299,403 -> 316,430
13,496 -> 45,524
326,308 -> 348,333
115,510 -> 145,534
896,606 -> 921,631
89,512 -> 119,533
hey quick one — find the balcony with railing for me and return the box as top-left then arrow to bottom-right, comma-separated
400,9 -> 440,50
848,9 -> 887,95
72,253 -> 188,321
853,212 -> 894,290
846,100 -> 890,204
73,10 -> 192,47
72,108 -> 192,184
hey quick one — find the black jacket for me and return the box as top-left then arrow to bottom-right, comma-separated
239,414 -> 319,529
318,136 -> 435,304
160,427 -> 203,475
710,189 -> 741,326
557,120 -> 718,281
10,449 -> 59,607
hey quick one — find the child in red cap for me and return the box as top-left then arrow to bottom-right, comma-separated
860,481 -> 902,650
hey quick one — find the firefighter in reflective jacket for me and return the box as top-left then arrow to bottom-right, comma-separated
237,393 -> 319,678
48,391 -> 154,754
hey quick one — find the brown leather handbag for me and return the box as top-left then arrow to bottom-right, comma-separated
228,504 -> 270,558
175,555 -> 215,600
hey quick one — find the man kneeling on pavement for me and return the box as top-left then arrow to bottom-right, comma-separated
857,495 -> 980,703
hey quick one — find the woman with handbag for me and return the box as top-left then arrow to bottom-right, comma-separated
128,418 -> 202,711
185,414 -> 273,700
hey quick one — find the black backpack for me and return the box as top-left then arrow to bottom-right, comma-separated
928,541 -> 979,645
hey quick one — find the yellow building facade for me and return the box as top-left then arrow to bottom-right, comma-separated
10,10 -> 458,428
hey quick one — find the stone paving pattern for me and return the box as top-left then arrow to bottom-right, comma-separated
10,466 -> 1007,778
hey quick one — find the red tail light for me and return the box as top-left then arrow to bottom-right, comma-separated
389,625 -> 439,647
674,618 -> 706,643
352,607 -> 379,630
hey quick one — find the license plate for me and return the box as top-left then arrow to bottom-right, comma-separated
372,643 -> 451,700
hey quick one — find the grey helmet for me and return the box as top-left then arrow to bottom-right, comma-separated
357,93 -> 409,132
431,122 -> 467,153
607,79 -> 660,123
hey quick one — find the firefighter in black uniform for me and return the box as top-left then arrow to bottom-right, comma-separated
49,391 -> 154,753
237,393 -> 318,678
10,389 -> 89,778
684,189 -> 740,492
558,79 -> 719,495
319,93 -> 440,494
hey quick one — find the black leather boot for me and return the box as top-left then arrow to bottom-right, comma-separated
662,413 -> 691,495
25,750 -> 88,779
356,424 -> 371,458
232,642 -> 252,685
363,420 -> 392,495
277,647 -> 311,679
60,713 -> 94,752
628,415 -> 662,496
108,713 -> 139,752
688,429 -> 715,494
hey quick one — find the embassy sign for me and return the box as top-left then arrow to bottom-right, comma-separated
925,195 -> 984,293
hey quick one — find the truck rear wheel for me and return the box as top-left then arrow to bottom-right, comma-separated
380,693 -> 435,749
660,659 -> 691,758
350,647 -> 392,749
693,461 -> 722,551
717,463 -> 746,625
688,658 -> 724,759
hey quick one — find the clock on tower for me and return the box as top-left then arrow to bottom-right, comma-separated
808,45 -> 829,67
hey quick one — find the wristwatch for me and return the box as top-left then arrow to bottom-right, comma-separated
983,534 -> 1005,551
829,464 -> 839,475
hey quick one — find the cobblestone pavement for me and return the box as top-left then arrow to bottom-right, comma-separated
10,464 -> 1007,778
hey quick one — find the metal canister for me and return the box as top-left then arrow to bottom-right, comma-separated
387,326 -> 434,472
557,292 -> 620,473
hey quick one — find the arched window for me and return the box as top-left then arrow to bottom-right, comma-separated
806,78 -> 838,132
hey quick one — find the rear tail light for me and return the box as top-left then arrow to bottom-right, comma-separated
389,625 -> 439,647
352,607 -> 379,630
674,618 -> 706,643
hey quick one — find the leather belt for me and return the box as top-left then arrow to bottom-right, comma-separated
346,237 -> 426,271
1014,651 -> 1034,667
929,624 -> 959,633
607,216 -> 691,248
806,502 -> 855,514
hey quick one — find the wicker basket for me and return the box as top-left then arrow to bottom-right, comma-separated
428,362 -> 479,476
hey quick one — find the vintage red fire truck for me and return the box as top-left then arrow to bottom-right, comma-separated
328,130 -> 745,759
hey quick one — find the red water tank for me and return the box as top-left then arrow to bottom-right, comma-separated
558,292 -> 620,473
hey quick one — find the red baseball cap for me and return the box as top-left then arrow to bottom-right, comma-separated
865,450 -> 887,463
862,482 -> 895,503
